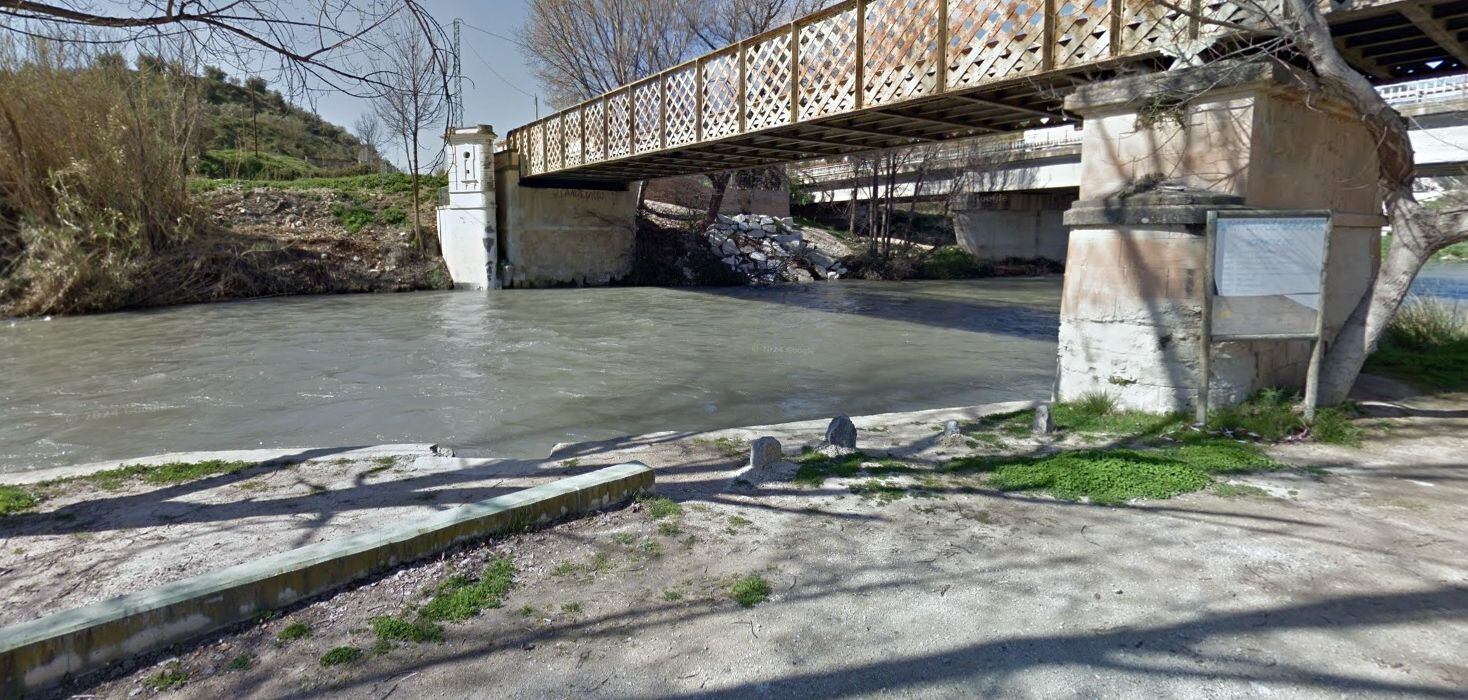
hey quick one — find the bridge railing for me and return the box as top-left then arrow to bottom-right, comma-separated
508,0 -> 1289,179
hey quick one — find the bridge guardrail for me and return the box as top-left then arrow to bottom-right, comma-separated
507,0 -> 1297,180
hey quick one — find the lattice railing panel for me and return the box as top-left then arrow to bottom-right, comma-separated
1120,0 -> 1189,54
947,0 -> 1047,90
634,81 -> 662,153
584,99 -> 606,163
563,109 -> 583,167
528,123 -> 545,175
798,10 -> 859,121
745,32 -> 794,130
665,64 -> 699,147
1055,0 -> 1113,67
545,115 -> 564,171
606,91 -> 632,159
864,0 -> 941,106
702,52 -> 741,139
1201,0 -> 1281,37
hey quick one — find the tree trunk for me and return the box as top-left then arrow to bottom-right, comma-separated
704,172 -> 732,229
1282,0 -> 1467,404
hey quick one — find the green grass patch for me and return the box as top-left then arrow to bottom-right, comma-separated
945,438 -> 1280,505
658,522 -> 682,536
275,621 -> 311,643
419,556 -> 515,622
1212,482 -> 1271,499
330,203 -> 376,233
144,664 -> 188,691
1209,388 -> 1361,446
792,451 -> 865,486
0,486 -> 37,516
1364,297 -> 1468,391
663,589 -> 683,602
638,494 -> 682,520
849,478 -> 907,503
319,646 -> 363,667
226,653 -> 255,671
729,574 -> 772,607
45,459 -> 254,492
370,615 -> 444,644
191,172 -> 446,196
727,515 -> 753,528
561,602 -> 583,615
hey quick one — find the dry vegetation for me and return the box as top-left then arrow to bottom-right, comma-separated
0,43 -> 448,318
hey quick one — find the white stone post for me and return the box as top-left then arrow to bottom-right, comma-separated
436,125 -> 498,290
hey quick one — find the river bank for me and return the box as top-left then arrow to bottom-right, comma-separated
6,380 -> 1465,698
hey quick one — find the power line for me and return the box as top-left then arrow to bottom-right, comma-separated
462,40 -> 540,118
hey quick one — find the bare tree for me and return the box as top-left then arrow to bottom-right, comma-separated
352,113 -> 385,170
0,1 -> 450,100
523,0 -> 696,108
372,20 -> 447,249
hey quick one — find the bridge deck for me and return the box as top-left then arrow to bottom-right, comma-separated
506,0 -> 1468,186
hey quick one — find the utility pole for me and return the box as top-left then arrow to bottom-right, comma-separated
452,18 -> 464,127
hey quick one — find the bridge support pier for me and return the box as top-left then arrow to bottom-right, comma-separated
951,191 -> 1077,263
494,153 -> 638,288
1055,62 -> 1386,412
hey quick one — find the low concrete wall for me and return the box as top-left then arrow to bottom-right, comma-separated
495,153 -> 638,288
0,463 -> 653,697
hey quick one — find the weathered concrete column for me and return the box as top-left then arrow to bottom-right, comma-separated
1056,62 -> 1385,412
436,125 -> 498,290
494,152 -> 638,288
952,191 -> 1077,262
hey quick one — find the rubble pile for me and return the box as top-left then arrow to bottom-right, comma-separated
703,214 -> 848,284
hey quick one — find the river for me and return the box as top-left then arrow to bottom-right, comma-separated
0,278 -> 1063,474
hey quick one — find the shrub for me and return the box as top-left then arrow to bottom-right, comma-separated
0,43 -> 206,317
920,245 -> 993,279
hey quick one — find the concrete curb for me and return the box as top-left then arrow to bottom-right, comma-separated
0,462 -> 653,696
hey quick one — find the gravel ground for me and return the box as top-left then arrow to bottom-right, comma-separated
33,387 -> 1468,699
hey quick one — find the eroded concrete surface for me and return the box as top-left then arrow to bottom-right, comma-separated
34,386 -> 1468,699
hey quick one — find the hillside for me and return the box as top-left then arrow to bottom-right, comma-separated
191,66 -> 392,179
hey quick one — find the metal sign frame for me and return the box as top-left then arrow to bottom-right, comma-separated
1198,210 -> 1334,425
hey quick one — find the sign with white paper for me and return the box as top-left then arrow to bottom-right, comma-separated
1210,214 -> 1330,338
1215,216 -> 1327,304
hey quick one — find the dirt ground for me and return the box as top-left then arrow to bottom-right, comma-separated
14,382 -> 1465,699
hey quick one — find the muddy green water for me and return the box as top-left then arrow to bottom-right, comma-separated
0,278 -> 1063,474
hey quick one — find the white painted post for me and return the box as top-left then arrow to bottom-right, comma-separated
436,125 -> 499,290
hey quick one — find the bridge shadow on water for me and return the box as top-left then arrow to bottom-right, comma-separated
682,277 -> 1062,341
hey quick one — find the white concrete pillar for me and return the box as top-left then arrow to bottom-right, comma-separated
436,125 -> 498,290
1056,62 -> 1385,412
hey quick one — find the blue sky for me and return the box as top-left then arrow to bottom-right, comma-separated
312,0 -> 545,166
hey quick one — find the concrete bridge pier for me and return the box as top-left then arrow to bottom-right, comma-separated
1055,62 -> 1386,412
493,152 -> 638,288
951,191 -> 1078,263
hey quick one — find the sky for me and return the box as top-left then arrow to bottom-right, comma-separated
311,0 -> 546,167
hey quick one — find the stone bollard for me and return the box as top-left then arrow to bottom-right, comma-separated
1033,404 -> 1055,435
825,415 -> 857,448
939,420 -> 965,447
749,436 -> 783,469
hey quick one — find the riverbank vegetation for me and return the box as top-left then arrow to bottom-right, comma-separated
1364,296 -> 1468,390
0,44 -> 447,318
